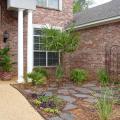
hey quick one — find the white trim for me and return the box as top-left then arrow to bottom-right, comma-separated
59,0 -> 62,11
33,24 -> 63,30
74,16 -> 120,30
27,10 -> 33,75
37,0 -> 60,10
33,24 -> 62,68
17,8 -> 24,83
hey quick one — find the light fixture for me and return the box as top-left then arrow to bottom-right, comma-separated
3,31 -> 9,43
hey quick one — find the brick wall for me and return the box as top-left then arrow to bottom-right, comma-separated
0,0 -> 73,78
69,22 -> 120,80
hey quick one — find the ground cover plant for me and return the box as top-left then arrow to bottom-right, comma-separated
33,95 -> 64,115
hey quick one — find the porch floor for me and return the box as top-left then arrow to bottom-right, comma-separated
0,80 -> 44,120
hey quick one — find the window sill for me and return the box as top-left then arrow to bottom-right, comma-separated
36,5 -> 61,12
34,66 -> 57,68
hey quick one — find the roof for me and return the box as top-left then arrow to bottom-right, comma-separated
73,0 -> 120,29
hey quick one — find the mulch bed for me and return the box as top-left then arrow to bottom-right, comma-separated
11,82 -> 120,120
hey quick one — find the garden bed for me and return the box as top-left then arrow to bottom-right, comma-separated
12,81 -> 120,120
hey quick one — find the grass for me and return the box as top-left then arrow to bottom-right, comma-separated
95,87 -> 114,120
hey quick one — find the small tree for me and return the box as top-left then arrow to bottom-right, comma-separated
43,28 -> 79,53
42,27 -> 79,83
73,0 -> 94,13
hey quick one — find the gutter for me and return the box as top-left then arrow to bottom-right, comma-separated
74,16 -> 120,30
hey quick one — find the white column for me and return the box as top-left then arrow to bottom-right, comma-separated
17,9 -> 24,83
27,10 -> 33,74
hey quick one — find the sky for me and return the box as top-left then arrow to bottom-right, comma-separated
90,0 -> 112,7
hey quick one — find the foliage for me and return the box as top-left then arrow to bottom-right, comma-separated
95,87 -> 114,120
55,65 -> 64,81
27,67 -> 48,85
44,108 -> 59,114
73,0 -> 94,13
34,95 -> 63,114
38,95 -> 62,108
42,27 -> 79,53
70,68 -> 87,84
0,48 -> 13,72
34,99 -> 41,107
97,69 -> 109,86
42,27 -> 79,86
34,67 -> 48,77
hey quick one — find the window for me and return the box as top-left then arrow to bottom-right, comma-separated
37,0 -> 59,9
33,28 -> 60,67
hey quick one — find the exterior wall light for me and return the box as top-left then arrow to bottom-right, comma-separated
3,31 -> 9,43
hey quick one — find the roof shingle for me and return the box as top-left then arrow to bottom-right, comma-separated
73,0 -> 120,28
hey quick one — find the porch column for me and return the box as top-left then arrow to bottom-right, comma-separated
17,9 -> 24,83
27,10 -> 33,74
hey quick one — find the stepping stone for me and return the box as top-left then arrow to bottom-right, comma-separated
60,113 -> 76,120
44,91 -> 53,96
73,94 -> 92,98
63,103 -> 77,111
48,117 -> 63,120
47,88 -> 57,91
90,86 -> 101,91
68,89 -> 77,94
82,83 -> 96,88
75,88 -> 92,94
58,89 -> 69,95
24,89 -> 34,94
84,98 -> 97,103
58,95 -> 76,103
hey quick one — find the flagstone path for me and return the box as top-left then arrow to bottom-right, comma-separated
23,81 -> 120,120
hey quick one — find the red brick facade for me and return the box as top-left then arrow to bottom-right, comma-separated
70,22 -> 120,80
0,0 -> 73,77
1,0 -> 120,81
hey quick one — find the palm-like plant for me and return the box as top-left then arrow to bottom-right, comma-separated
42,27 -> 79,84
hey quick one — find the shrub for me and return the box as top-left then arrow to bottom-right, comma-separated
55,65 -> 64,81
0,48 -> 13,72
27,67 -> 48,85
70,69 -> 87,84
34,67 -> 48,77
95,87 -> 114,120
97,69 -> 109,86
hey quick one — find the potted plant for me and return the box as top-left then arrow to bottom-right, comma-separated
0,47 -> 13,80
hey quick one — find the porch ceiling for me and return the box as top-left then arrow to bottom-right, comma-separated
7,0 -> 37,10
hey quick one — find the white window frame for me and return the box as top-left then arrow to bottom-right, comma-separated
37,0 -> 62,11
33,24 -> 62,67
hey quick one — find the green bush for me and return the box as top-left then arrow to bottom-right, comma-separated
34,67 -> 48,77
97,69 -> 109,86
27,67 -> 48,85
95,87 -> 114,120
0,48 -> 13,72
55,65 -> 64,81
70,69 -> 87,84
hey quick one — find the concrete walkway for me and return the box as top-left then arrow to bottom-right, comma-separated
0,81 -> 44,120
